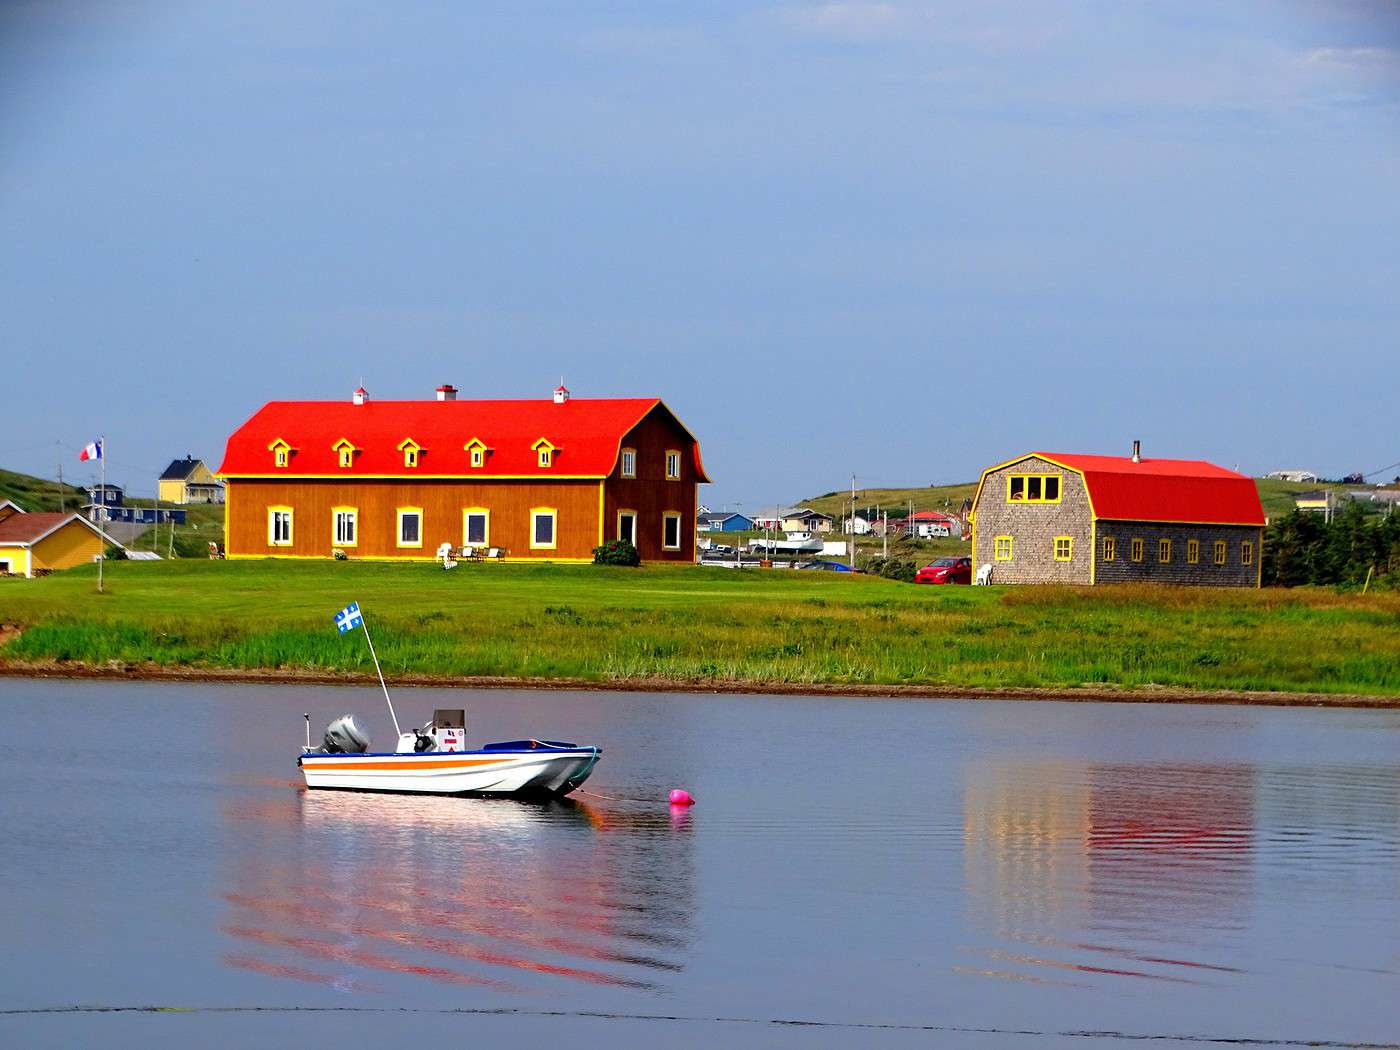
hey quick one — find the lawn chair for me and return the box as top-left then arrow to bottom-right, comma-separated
974,563 -> 993,585
486,547 -> 504,560
436,542 -> 458,570
207,541 -> 225,559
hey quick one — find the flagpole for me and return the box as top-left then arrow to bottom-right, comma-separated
97,436 -> 105,594
358,610 -> 401,736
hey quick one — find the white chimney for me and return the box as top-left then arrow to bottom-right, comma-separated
436,384 -> 458,402
1131,439 -> 1141,463
353,386 -> 368,406
553,382 -> 570,405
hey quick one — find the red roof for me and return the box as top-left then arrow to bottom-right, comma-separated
0,512 -> 87,544
1034,452 -> 1265,526
910,511 -> 954,521
217,397 -> 708,480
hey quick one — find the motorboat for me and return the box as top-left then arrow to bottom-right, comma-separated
299,709 -> 602,798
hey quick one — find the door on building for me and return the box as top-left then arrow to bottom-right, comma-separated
618,511 -> 637,546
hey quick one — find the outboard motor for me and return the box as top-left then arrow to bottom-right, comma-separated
322,714 -> 371,754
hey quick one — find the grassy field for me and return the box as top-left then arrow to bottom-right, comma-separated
803,482 -> 977,520
2,560 -> 1398,697
0,467 -> 88,513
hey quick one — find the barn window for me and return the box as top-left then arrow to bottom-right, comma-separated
665,450 -> 682,480
1159,538 -> 1172,563
530,508 -> 557,550
662,512 -> 683,550
617,510 -> 637,545
1187,539 -> 1200,564
994,535 -> 1013,561
1213,540 -> 1227,566
332,439 -> 358,469
275,448 -> 288,467
267,507 -> 293,546
396,508 -> 422,548
538,448 -> 552,468
1053,536 -> 1072,561
1241,540 -> 1254,566
1007,474 -> 1061,503
333,507 -> 358,547
1130,538 -> 1144,562
621,448 -> 636,478
1102,536 -> 1116,562
463,509 -> 489,547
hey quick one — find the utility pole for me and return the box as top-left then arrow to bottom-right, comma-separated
56,448 -> 66,514
849,474 -> 857,568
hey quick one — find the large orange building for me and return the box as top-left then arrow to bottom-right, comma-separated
216,384 -> 709,563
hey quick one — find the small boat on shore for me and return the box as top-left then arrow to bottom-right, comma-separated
298,601 -> 601,798
300,711 -> 601,798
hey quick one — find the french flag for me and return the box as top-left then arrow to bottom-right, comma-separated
78,439 -> 102,462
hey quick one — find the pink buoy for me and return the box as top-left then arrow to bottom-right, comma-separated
668,788 -> 695,807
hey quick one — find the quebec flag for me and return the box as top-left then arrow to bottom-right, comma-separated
335,602 -> 363,633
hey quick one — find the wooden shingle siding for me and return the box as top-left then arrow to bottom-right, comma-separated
1096,522 -> 1262,587
973,457 -> 1093,584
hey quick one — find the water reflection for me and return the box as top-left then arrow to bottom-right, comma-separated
963,762 -> 1256,985
222,790 -> 696,994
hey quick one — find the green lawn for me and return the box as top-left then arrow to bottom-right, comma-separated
2,560 -> 1398,697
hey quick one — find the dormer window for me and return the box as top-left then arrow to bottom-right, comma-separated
531,438 -> 559,469
397,438 -> 424,469
620,448 -> 636,478
267,438 -> 295,468
463,438 -> 490,469
332,438 -> 359,469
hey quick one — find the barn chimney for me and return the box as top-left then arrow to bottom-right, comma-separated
1131,439 -> 1141,463
436,384 -> 458,402
352,386 -> 368,406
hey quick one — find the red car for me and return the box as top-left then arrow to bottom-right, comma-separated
915,556 -> 972,584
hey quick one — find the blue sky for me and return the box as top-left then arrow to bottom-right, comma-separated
2,2 -> 1398,510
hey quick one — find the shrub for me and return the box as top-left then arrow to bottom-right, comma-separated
103,545 -> 128,561
592,540 -> 641,567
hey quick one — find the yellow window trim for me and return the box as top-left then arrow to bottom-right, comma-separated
1241,541 -> 1254,566
463,438 -> 491,469
1053,535 -> 1072,561
462,507 -> 490,547
1130,538 -> 1144,563
620,447 -> 637,479
661,510 -> 683,550
268,438 -> 295,468
994,535 -> 1013,561
1159,538 -> 1172,563
396,506 -> 424,549
531,438 -> 559,468
1006,473 -> 1063,504
664,449 -> 682,481
267,505 -> 294,547
616,508 -> 638,543
1213,540 -> 1227,566
1102,536 -> 1116,562
332,505 -> 359,548
1186,539 -> 1199,564
529,506 -> 558,550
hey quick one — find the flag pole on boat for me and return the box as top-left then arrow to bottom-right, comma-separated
334,601 -> 401,737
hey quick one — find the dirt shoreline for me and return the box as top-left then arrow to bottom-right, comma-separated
1,660 -> 1396,709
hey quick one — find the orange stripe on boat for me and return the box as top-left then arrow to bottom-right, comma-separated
304,758 -> 515,771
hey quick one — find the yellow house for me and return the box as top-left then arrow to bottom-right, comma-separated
0,512 -> 115,578
158,457 -> 223,505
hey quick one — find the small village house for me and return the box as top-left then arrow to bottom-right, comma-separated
843,515 -> 872,535
698,511 -> 755,533
85,483 -> 124,521
969,444 -> 1265,587
905,510 -> 956,539
779,508 -> 834,534
0,502 -> 119,577
216,384 -> 708,562
158,456 -> 224,505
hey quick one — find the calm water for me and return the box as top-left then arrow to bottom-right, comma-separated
2,680 -> 1399,1048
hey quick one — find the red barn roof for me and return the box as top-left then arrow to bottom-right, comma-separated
217,397 -> 709,480
1032,451 -> 1265,526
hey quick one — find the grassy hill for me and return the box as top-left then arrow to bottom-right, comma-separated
0,468 -> 87,513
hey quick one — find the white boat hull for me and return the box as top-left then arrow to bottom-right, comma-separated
300,747 -> 600,797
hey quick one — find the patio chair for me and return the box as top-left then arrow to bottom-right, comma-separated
974,563 -> 993,586
435,542 -> 458,570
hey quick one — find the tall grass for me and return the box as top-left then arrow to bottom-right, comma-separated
2,560 -> 1398,695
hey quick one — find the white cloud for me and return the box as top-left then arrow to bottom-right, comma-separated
1303,46 -> 1400,74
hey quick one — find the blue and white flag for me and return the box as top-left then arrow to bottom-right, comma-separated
334,601 -> 363,633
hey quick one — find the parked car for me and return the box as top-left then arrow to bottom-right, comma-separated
915,556 -> 972,584
798,559 -> 858,572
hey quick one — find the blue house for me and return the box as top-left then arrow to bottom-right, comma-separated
698,511 -> 755,533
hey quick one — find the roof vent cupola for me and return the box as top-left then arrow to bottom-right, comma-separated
353,386 -> 368,406
436,384 -> 458,402
553,381 -> 569,405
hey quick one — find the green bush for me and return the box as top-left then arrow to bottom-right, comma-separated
103,545 -> 128,561
863,556 -> 917,583
592,539 -> 641,566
